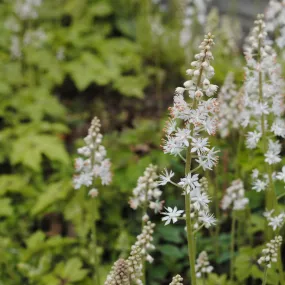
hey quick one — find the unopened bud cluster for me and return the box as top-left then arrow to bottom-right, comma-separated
104,259 -> 130,285
127,245 -> 143,285
73,117 -> 112,193
221,179 -> 249,211
169,274 -> 183,285
129,164 -> 163,214
258,235 -> 282,268
195,251 -> 214,278
134,222 -> 156,263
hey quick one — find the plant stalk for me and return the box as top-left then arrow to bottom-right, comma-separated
262,268 -> 268,285
91,198 -> 101,285
230,212 -> 236,281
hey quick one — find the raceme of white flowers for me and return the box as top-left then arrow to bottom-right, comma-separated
161,33 -> 218,230
104,259 -> 130,285
221,179 -> 249,211
133,221 -> 156,264
195,251 -> 214,278
265,0 -> 285,49
218,73 -> 242,138
257,235 -> 282,268
264,210 -> 285,231
169,275 -> 184,285
242,15 -> 285,165
105,222 -> 156,285
73,117 -> 112,194
129,164 -> 163,215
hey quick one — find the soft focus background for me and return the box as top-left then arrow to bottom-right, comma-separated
0,0 -> 282,284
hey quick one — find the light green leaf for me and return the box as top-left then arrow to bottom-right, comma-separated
31,181 -> 72,216
62,258 -> 88,282
113,75 -> 147,98
0,198 -> 13,217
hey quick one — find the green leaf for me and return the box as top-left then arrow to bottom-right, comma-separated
158,244 -> 184,259
0,198 -> 13,217
62,258 -> 88,282
90,1 -> 113,17
157,224 -> 183,243
66,52 -> 114,91
11,134 -> 69,171
0,175 -> 28,196
31,181 -> 72,216
113,75 -> 147,98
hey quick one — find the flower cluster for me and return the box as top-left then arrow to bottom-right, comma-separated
134,222 -> 156,263
257,235 -> 282,268
127,245 -> 143,285
241,14 -> 285,165
73,117 -> 112,194
264,210 -> 285,231
15,0 -> 43,20
195,251 -> 214,278
189,177 -> 216,229
265,0 -> 285,49
169,275 -> 183,285
218,73 -> 243,138
129,164 -> 163,215
162,177 -> 216,229
221,179 -> 249,211
162,33 -> 219,168
251,169 -> 269,192
104,259 -> 130,285
161,33 -> 218,231
180,0 -> 212,47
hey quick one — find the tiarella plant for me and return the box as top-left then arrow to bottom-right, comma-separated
73,117 -> 112,285
129,164 -> 161,282
104,222 -> 155,285
160,32 -> 219,285
242,14 -> 285,215
258,235 -> 283,285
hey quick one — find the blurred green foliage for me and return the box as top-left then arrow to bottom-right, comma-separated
1,0 -> 281,284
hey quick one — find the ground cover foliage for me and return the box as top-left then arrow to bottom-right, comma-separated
0,0 -> 285,284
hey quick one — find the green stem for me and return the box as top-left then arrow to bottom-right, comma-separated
91,198 -> 100,285
278,247 -> 285,285
184,43 -> 209,285
202,274 -> 206,285
262,268 -> 268,285
185,153 -> 197,285
230,212 -> 236,281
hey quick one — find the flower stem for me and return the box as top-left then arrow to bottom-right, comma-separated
91,198 -> 101,285
262,268 -> 268,285
230,212 -> 236,281
278,247 -> 285,285
185,150 -> 197,285
184,47 -> 208,285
